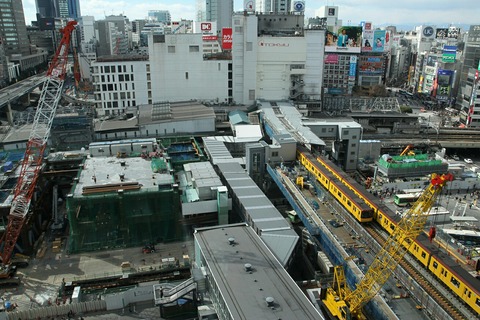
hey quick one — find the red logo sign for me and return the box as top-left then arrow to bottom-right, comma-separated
222,28 -> 232,50
201,23 -> 212,31
203,35 -> 218,41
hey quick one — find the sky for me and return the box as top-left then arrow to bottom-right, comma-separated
22,0 -> 476,28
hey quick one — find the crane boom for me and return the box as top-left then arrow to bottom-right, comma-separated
0,21 -> 77,265
323,173 -> 453,319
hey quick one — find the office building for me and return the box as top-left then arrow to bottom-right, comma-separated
255,0 -> 292,14
232,12 -> 324,105
91,55 -> 149,116
196,0 -> 233,34
458,25 -> 480,128
148,10 -> 171,24
67,0 -> 81,19
36,0 -> 57,18
0,0 -> 30,57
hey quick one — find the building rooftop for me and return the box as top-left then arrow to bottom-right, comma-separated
72,156 -> 173,197
215,161 -> 298,266
94,101 -> 215,132
257,100 -> 326,147
194,224 -> 323,320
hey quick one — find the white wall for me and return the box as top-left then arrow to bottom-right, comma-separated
233,14 -> 258,105
256,37 -> 307,101
149,33 -> 229,103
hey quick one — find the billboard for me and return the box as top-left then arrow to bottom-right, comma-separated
325,54 -> 339,64
195,21 -> 217,33
358,56 -> 385,75
436,28 -> 448,39
349,56 -> 357,78
371,30 -> 386,52
447,27 -> 460,39
222,28 -> 232,50
426,55 -> 438,67
436,69 -> 454,99
325,26 -> 362,53
362,30 -> 374,52
38,17 -> 55,31
442,45 -> 456,63
244,0 -> 255,11
203,35 -> 218,41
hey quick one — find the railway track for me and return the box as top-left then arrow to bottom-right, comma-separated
365,224 -> 465,320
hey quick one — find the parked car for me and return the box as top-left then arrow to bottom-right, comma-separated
464,158 -> 473,164
452,154 -> 460,161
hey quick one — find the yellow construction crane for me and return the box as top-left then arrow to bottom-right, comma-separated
322,173 -> 453,320
400,144 -> 415,156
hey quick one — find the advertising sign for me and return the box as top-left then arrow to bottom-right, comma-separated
359,56 -> 384,75
426,55 -> 438,67
383,30 -> 391,52
325,26 -> 362,53
244,0 -> 255,11
442,45 -> 457,63
325,54 -> 339,64
436,28 -> 448,39
221,28 -> 232,50
203,35 -> 218,41
327,7 -> 336,16
436,69 -> 454,99
195,21 -> 217,34
372,30 -> 386,53
362,30 -> 374,52
422,26 -> 435,38
425,66 -> 436,75
349,56 -> 357,78
448,27 -> 460,39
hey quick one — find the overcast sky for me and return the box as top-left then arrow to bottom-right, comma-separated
22,0 -> 476,28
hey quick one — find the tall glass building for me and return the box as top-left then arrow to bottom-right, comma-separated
67,0 -> 81,19
0,0 -> 30,56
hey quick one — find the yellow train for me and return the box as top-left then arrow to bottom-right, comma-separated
296,145 -> 480,315
297,147 -> 373,222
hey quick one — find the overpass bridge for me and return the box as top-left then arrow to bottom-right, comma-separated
0,73 -> 46,123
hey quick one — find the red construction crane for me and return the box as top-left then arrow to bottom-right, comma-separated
0,21 -> 77,271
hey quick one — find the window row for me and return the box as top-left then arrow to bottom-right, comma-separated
102,65 -> 134,73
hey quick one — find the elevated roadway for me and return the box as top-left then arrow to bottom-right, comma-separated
0,73 -> 46,109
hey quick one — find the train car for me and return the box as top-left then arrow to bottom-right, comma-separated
327,177 -> 374,222
316,156 -> 381,214
297,147 -> 373,222
416,233 -> 480,315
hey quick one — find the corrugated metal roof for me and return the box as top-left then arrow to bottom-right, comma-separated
215,160 -> 298,267
257,100 -> 325,147
228,110 -> 250,125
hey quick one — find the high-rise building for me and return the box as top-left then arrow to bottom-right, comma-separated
67,0 -> 81,19
36,0 -> 78,19
458,25 -> 480,128
0,0 -> 30,57
36,0 -> 57,18
255,0 -> 292,13
148,10 -> 171,24
196,0 -> 233,34
57,0 -> 69,18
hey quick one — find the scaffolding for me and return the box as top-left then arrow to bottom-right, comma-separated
377,154 -> 448,178
66,187 -> 182,253
65,154 -> 183,253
